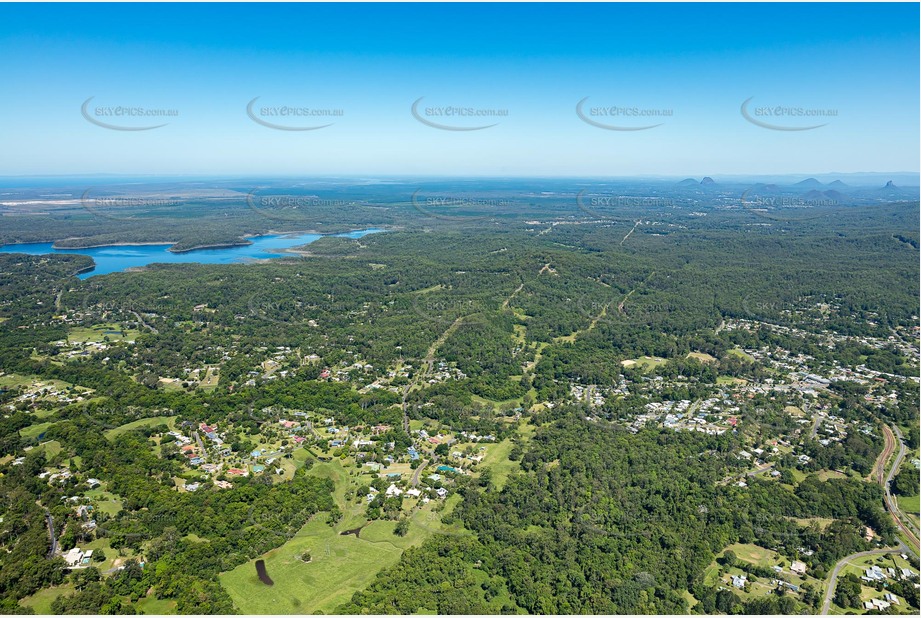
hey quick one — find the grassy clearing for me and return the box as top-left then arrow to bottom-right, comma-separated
721,543 -> 779,567
0,373 -> 72,389
471,394 -> 523,411
897,493 -> 919,515
199,366 -> 220,391
789,516 -> 835,530
19,583 -> 76,614
219,449 -> 475,615
67,324 -> 140,344
136,595 -> 178,614
687,351 -> 717,363
19,421 -> 56,440
219,415 -> 532,614
85,489 -> 123,516
621,356 -> 667,371
38,440 -> 62,459
479,421 -> 534,491
104,415 -> 176,440
219,493 -> 462,614
728,348 -> 755,362
219,515 -> 403,614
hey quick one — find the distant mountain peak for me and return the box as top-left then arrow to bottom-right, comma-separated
700,177 -> 715,185
794,178 -> 823,188
828,180 -> 849,188
884,180 -> 897,188
677,178 -> 698,186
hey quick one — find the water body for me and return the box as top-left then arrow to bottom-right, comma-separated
0,229 -> 382,278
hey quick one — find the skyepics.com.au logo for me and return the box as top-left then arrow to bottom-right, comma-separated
576,97 -> 672,131
76,295 -> 174,318
741,292 -> 813,321
246,188 -> 367,222
247,293 -> 356,325
410,190 -> 512,221
740,97 -> 837,131
81,97 -> 178,131
246,97 -> 344,131
576,190 -> 675,219
411,97 -> 507,131
410,294 -> 488,326
740,188 -> 836,222
576,296 -> 682,328
81,188 -> 182,220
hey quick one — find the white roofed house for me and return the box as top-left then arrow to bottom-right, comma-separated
63,547 -> 83,567
63,547 -> 93,568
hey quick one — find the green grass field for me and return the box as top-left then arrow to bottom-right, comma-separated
19,421 -> 56,440
19,583 -> 76,614
721,543 -> 779,567
85,489 -> 124,516
104,415 -> 177,440
727,348 -> 755,362
483,437 -> 519,490
37,440 -> 62,459
218,495 -> 463,614
136,595 -> 178,614
67,324 -> 140,344
897,493 -> 920,515
218,450 -> 472,615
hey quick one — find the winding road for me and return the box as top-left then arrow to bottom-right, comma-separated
820,548 -> 902,614
820,423 -> 919,614
881,424 -> 920,553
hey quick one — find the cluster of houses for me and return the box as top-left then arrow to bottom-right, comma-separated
862,594 -> 900,611
0,375 -> 90,410
633,395 -> 739,436
726,318 -> 916,399
861,563 -> 917,584
570,384 -> 606,407
51,337 -> 127,362
367,481 -> 449,505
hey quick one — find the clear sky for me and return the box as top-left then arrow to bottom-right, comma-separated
0,2 -> 917,177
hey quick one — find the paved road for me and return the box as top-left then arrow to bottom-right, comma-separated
808,406 -> 821,439
193,430 -> 208,462
410,459 -> 428,487
820,547 -> 901,614
129,310 -> 158,334
44,511 -> 58,558
746,463 -> 774,477
882,424 -> 920,554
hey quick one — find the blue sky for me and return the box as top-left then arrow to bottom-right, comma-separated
0,2 -> 917,177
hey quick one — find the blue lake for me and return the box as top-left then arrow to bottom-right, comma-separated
0,229 -> 382,278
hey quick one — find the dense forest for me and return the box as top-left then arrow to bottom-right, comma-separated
0,184 -> 918,614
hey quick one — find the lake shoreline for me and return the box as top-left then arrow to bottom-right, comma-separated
45,228 -> 375,254
0,229 -> 384,278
